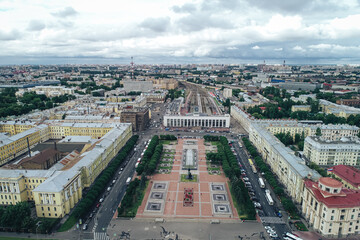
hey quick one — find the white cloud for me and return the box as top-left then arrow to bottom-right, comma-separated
293,45 -> 305,51
1,0 -> 360,63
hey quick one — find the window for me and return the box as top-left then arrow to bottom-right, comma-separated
341,209 -> 346,213
349,228 -> 352,232
54,207 -> 56,211
332,210 -> 335,213
329,229 -> 332,233
41,207 -> 44,210
331,216 -> 334,220
340,215 -> 345,220
323,213 -> 325,218
48,207 -> 50,211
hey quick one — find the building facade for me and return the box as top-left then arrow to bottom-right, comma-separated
328,165 -> 360,190
163,114 -> 230,128
304,136 -> 360,166
120,108 -> 150,132
302,177 -> 360,238
0,122 -> 133,218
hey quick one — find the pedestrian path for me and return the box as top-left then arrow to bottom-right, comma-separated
260,216 -> 285,224
94,232 -> 110,240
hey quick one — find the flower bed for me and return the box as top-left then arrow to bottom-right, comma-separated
183,188 -> 194,207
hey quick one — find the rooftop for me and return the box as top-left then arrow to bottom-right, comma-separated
330,165 -> 360,188
319,177 -> 342,188
305,179 -> 360,208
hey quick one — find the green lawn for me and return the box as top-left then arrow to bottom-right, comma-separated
295,221 -> 308,231
58,215 -> 77,232
228,181 -> 254,220
118,181 -> 149,218
180,174 -> 198,182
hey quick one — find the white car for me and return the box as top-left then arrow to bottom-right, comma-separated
270,233 -> 278,238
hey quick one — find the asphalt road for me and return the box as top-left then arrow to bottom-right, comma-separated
233,140 -> 291,239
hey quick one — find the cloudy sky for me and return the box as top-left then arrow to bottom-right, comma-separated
1,0 -> 360,64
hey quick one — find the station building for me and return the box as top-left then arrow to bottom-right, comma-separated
163,114 -> 230,128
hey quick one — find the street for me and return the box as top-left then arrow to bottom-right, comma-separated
233,139 -> 291,239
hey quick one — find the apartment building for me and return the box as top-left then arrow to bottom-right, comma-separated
0,120 -> 36,136
0,125 -> 49,166
320,124 -> 359,141
250,123 -> 321,203
328,165 -> 360,190
304,136 -> 360,166
302,177 -> 360,238
291,105 -> 311,112
120,107 -> 150,132
48,122 -> 114,139
223,88 -> 232,98
319,99 -> 360,118
15,86 -> 74,98
0,123 -> 132,218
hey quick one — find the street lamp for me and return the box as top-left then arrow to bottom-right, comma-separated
36,221 -> 42,239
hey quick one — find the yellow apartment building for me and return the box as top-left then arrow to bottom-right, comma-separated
0,123 -> 132,218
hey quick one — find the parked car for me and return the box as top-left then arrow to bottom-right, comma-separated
82,224 -> 88,230
99,198 -> 104,203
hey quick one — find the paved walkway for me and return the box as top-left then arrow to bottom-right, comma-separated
136,138 -> 239,220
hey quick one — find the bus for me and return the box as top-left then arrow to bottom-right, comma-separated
265,189 -> 274,205
258,177 -> 265,188
284,232 -> 303,240
249,159 -> 257,174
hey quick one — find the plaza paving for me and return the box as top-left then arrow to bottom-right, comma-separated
136,138 -> 239,220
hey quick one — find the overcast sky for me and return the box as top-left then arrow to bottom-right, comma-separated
1,0 -> 360,65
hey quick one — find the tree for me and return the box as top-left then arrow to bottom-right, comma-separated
316,127 -> 322,136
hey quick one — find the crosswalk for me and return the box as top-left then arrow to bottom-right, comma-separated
260,217 -> 285,224
94,232 -> 110,240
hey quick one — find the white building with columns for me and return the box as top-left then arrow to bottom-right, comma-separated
163,114 -> 230,128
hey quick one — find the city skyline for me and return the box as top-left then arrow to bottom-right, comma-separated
1,0 -> 360,65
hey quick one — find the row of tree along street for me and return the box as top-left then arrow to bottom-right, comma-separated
136,135 -> 164,176
58,135 -> 139,232
242,137 -> 300,219
205,135 -> 256,220
119,135 -> 177,217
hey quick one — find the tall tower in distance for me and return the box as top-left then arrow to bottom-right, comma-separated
283,60 -> 286,67
130,56 -> 134,80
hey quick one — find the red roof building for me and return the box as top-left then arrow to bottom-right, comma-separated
301,177 -> 360,238
329,165 -> 360,189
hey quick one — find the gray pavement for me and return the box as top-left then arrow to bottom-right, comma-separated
107,218 -> 269,240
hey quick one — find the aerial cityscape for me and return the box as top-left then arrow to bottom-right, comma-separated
1,1 -> 360,240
